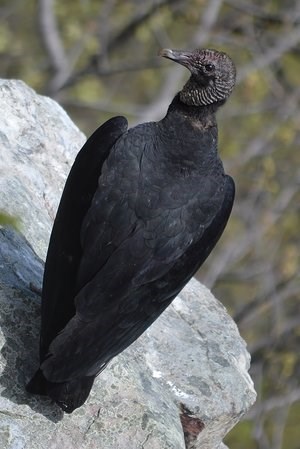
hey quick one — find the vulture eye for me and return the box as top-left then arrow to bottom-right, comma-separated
204,63 -> 215,73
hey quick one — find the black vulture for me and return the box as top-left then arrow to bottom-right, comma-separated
27,48 -> 236,413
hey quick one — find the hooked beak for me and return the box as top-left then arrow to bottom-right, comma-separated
159,48 -> 196,73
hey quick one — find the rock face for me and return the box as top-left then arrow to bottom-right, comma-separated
0,79 -> 85,260
0,79 -> 256,449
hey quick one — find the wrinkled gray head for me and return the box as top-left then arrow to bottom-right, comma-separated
159,48 -> 236,107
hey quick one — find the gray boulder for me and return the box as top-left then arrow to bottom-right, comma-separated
0,79 -> 256,448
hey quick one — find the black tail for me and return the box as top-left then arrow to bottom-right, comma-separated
26,369 -> 95,414
26,368 -> 48,395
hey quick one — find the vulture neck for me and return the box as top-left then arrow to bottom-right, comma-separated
164,93 -> 223,127
158,94 -> 223,170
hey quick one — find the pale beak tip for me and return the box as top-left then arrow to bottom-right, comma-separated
158,48 -> 174,59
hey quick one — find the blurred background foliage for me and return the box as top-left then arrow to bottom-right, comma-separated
0,0 -> 299,447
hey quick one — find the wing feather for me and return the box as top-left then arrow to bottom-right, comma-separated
41,163 -> 235,382
40,116 -> 128,359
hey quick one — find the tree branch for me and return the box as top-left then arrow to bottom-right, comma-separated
37,0 -> 71,93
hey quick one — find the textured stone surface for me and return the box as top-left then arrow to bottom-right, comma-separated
0,79 -> 256,448
0,231 -> 184,448
0,79 -> 85,260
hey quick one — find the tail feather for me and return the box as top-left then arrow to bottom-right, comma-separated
26,369 -> 95,413
26,368 -> 48,395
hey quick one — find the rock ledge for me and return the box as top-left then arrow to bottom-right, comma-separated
0,79 -> 256,449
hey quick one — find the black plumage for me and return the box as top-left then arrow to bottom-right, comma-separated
26,48 -> 236,413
